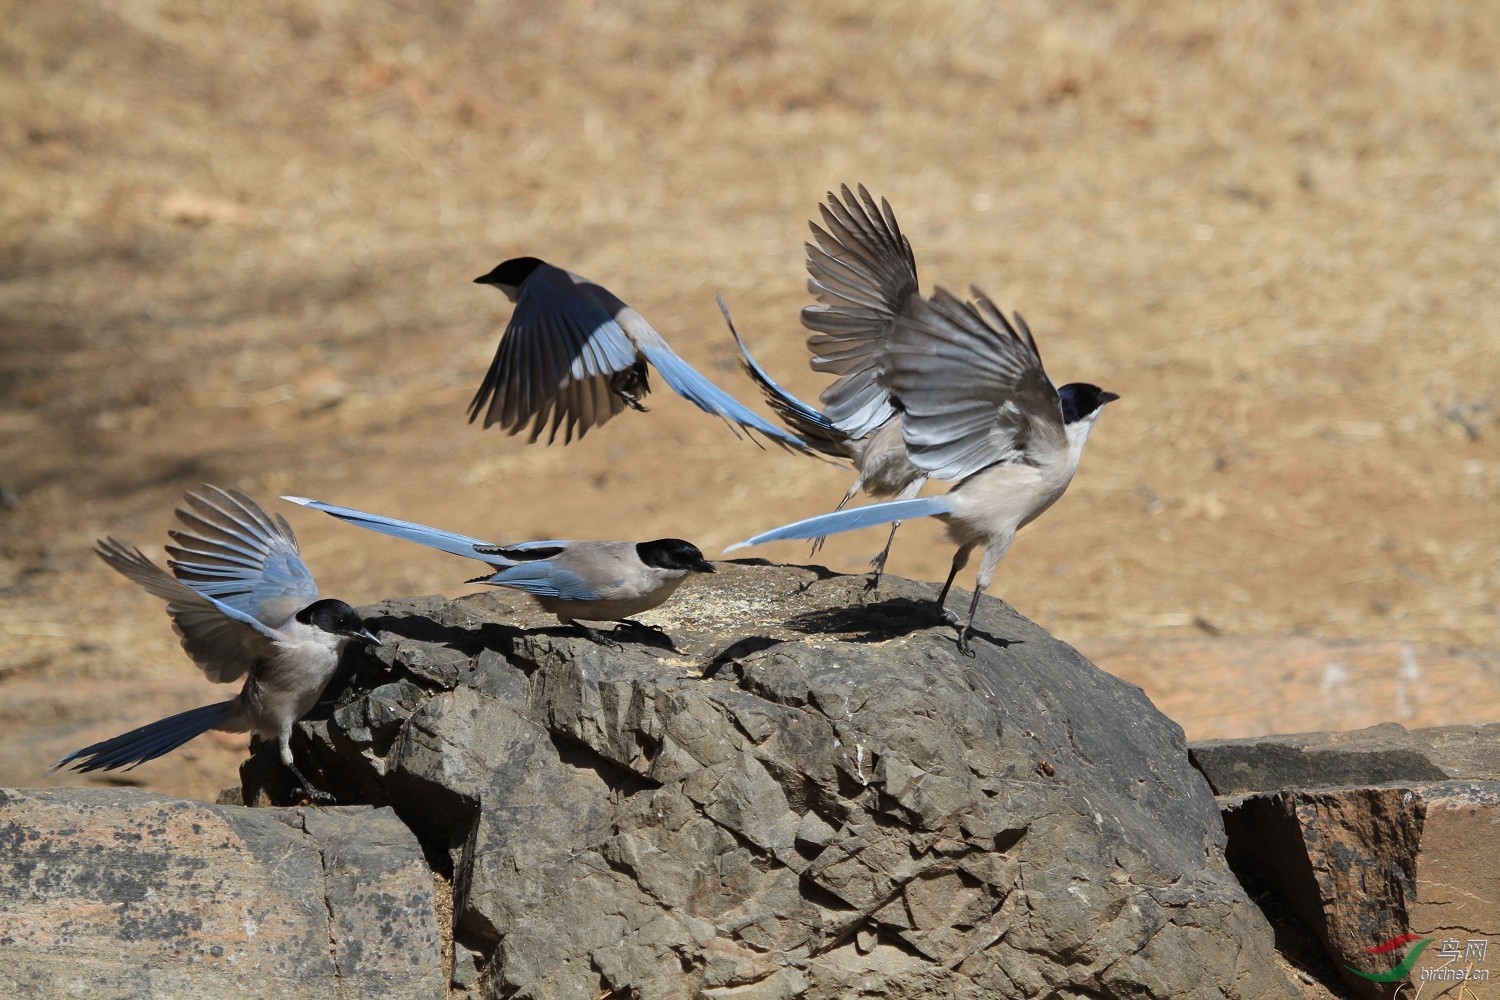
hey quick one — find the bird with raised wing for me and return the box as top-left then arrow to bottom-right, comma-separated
723,184 -> 930,582
728,288 -> 1117,655
53,486 -> 381,800
283,496 -> 715,646
468,256 -> 814,452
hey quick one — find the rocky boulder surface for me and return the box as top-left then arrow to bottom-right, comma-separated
0,788 -> 443,999
1192,723 -> 1500,998
232,561 -> 1293,999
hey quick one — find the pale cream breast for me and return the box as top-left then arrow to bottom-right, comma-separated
942,460 -> 1075,545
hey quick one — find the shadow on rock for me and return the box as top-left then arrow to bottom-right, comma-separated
784,596 -> 1015,653
364,612 -> 516,658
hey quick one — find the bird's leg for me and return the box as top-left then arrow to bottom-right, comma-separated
953,540 -> 1009,657
936,544 -> 975,625
277,732 -> 334,803
955,587 -> 984,658
866,479 -> 922,592
571,621 -> 623,650
813,482 -> 863,558
864,521 -> 902,592
286,760 -> 336,803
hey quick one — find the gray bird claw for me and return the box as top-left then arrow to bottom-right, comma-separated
571,623 -> 624,649
288,762 -> 335,804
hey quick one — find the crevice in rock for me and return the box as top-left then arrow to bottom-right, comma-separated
295,808 -> 345,994
547,731 -> 662,795
1219,867 -> 1354,999
798,872 -> 859,916
1060,712 -> 1097,768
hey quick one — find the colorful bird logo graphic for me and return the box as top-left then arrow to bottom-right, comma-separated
1348,935 -> 1433,982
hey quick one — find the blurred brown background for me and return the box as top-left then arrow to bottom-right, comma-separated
3,2 -> 1496,801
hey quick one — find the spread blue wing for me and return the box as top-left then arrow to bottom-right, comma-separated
97,537 -> 281,684
468,265 -> 643,442
478,559 -> 601,601
164,486 -> 319,630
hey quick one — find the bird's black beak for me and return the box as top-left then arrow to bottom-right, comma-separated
1101,391 -> 1121,404
694,559 -> 717,574
352,627 -> 383,646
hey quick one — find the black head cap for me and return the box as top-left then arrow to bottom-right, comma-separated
296,598 -> 381,645
636,539 -> 715,574
1056,383 -> 1119,424
474,257 -> 545,288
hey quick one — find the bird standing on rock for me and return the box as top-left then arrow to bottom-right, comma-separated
283,496 -> 716,647
53,486 -> 381,801
723,184 -> 930,583
728,283 -> 1117,655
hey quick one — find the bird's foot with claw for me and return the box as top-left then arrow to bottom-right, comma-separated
286,761 -> 336,804
577,625 -> 624,650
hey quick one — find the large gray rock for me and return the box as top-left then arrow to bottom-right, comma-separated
1191,722 -> 1500,796
1192,724 -> 1500,998
0,788 -> 444,999
246,561 -> 1294,999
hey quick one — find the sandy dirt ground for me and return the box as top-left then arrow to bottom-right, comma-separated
3,2 -> 1496,801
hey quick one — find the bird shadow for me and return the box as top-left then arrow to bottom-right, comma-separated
361,612 -> 515,656
363,611 -> 678,658
784,596 -> 1016,653
721,557 -> 843,595
785,597 -> 933,643
550,620 -> 680,653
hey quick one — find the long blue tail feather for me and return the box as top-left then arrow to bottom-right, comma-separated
725,495 -> 954,552
53,701 -> 235,773
641,342 -> 815,454
281,496 -> 496,560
